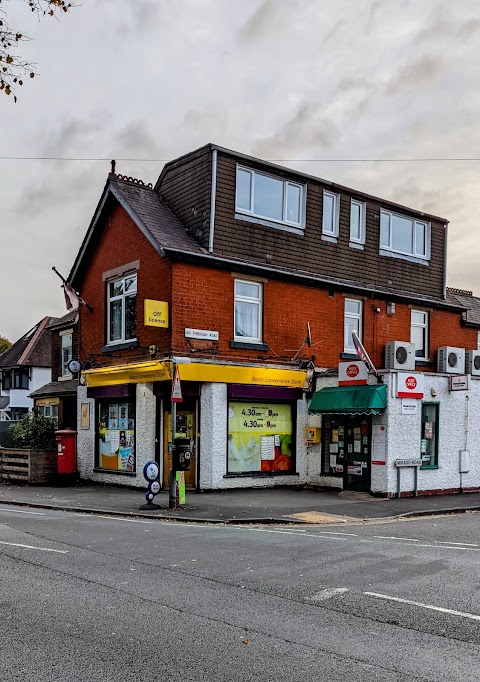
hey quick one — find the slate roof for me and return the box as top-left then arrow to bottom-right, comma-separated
0,317 -> 54,368
0,396 -> 9,410
46,310 -> 78,330
111,180 -> 204,255
30,378 -> 78,399
446,288 -> 480,326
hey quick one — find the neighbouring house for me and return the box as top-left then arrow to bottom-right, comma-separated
65,144 -> 480,496
30,310 -> 79,430
0,318 -> 54,446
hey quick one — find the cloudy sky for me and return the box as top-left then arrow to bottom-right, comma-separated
1,0 -> 480,341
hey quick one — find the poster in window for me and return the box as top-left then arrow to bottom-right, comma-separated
228,402 -> 293,474
118,403 -> 128,430
424,421 -> 433,440
108,404 -> 118,430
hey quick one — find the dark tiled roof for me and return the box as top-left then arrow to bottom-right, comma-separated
111,179 -> 204,254
0,396 -> 9,410
446,288 -> 480,326
0,317 -> 54,368
30,379 -> 78,398
47,310 -> 78,330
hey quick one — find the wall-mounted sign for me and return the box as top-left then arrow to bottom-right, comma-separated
449,375 -> 470,391
401,398 -> 418,415
338,361 -> 368,386
395,459 -> 422,467
144,299 -> 169,328
371,425 -> 386,465
184,328 -> 219,341
397,372 -> 424,399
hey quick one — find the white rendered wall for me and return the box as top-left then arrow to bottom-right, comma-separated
10,367 -> 52,410
382,372 -> 480,496
76,383 -> 156,488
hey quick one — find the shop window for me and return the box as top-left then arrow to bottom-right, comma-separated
344,299 -> 363,352
107,274 -> 137,345
234,279 -> 262,343
61,332 -> 73,377
227,401 -> 294,474
411,310 -> 428,359
96,399 -> 135,472
421,403 -> 439,468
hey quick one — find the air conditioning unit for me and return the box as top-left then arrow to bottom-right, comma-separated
465,350 -> 480,376
437,346 -> 466,374
385,341 -> 416,371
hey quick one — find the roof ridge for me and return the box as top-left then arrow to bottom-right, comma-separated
18,317 -> 50,365
109,173 -> 153,189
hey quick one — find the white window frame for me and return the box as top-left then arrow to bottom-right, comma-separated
60,330 -> 73,378
235,165 -> 305,229
477,331 -> 480,351
380,209 -> 430,261
106,273 -> 137,346
410,310 -> 429,360
349,199 -> 366,246
322,190 -> 340,239
234,279 -> 263,344
344,299 -> 363,353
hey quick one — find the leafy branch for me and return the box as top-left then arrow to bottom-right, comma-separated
0,0 -> 76,101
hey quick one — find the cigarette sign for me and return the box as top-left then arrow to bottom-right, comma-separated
396,372 -> 424,399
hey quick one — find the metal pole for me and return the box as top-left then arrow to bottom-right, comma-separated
414,465 -> 418,497
397,466 -> 401,499
169,363 -> 177,509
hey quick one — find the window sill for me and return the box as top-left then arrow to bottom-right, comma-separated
341,352 -> 360,360
101,340 -> 138,353
379,249 -> 429,266
234,212 -> 304,236
420,465 -> 438,470
224,471 -> 299,479
230,340 -> 268,351
321,234 -> 338,244
93,467 -> 137,476
349,241 -> 364,250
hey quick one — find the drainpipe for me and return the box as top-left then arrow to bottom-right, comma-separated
208,149 -> 217,253
442,222 -> 448,299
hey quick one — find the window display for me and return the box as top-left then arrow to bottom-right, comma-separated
97,400 -> 135,472
227,401 -> 294,474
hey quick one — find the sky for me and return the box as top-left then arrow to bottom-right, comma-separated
1,0 -> 480,341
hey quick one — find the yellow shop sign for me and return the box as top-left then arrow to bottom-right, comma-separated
144,299 -> 169,328
83,361 -> 171,387
178,363 -> 307,388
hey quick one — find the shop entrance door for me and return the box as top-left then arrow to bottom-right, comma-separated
163,411 -> 197,490
343,416 -> 371,492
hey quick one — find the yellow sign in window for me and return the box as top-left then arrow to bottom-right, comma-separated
144,299 -> 169,328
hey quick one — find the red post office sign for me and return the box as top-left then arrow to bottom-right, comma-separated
338,361 -> 368,386
397,372 -> 424,399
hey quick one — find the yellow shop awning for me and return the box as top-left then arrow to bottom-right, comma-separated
83,360 -> 307,390
83,361 -> 171,387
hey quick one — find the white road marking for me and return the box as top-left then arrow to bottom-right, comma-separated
0,540 -> 68,554
98,516 -> 154,524
249,528 -> 350,540
320,531 -> 358,536
308,587 -> 349,601
365,591 -> 480,622
0,509 -> 46,515
435,540 -> 478,547
373,536 -> 419,541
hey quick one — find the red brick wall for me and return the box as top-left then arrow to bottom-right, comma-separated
78,203 -> 173,363
170,262 -> 476,369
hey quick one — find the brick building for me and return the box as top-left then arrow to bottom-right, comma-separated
69,144 -> 480,495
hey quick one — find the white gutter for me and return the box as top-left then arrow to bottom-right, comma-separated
208,149 -> 217,253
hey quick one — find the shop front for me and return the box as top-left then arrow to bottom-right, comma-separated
78,359 -> 310,490
309,383 -> 387,492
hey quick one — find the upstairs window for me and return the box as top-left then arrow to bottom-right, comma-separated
1,371 -> 11,390
61,332 -> 73,377
411,310 -> 428,359
350,199 -> 366,245
234,280 -> 262,343
344,299 -> 363,353
235,166 -> 305,228
380,209 -> 430,261
107,274 -> 137,345
322,190 -> 340,238
13,369 -> 29,389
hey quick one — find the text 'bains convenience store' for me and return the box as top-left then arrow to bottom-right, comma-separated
76,358 -> 314,491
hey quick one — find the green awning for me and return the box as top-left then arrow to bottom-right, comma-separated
309,383 -> 387,415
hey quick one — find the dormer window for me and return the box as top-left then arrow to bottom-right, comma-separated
235,166 -> 305,229
380,209 -> 430,262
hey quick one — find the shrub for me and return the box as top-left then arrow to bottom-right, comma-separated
10,413 -> 57,450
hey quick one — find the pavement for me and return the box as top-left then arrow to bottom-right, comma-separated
2,481 -> 480,523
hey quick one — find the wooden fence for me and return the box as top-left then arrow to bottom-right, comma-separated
0,448 -> 57,484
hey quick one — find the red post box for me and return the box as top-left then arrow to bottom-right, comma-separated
55,428 -> 77,475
